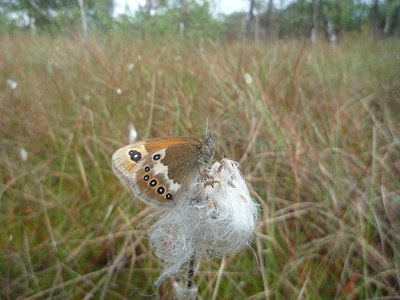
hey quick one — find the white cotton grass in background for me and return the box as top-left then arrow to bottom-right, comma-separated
19,148 -> 28,161
128,123 -> 138,143
6,78 -> 18,90
115,88 -> 122,95
149,158 -> 259,286
127,63 -> 135,71
243,73 -> 254,85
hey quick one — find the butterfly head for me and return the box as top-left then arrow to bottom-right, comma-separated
199,132 -> 216,165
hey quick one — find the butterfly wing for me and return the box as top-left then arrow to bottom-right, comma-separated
111,137 -> 201,207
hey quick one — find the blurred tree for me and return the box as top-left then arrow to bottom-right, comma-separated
92,0 -> 114,29
382,0 -> 400,35
276,0 -> 312,38
246,0 -> 266,41
179,0 -> 188,36
144,0 -> 152,15
384,0 -> 394,34
77,0 -> 87,39
2,0 -> 81,30
323,0 -> 340,44
246,0 -> 255,38
127,0 -> 222,39
371,0 -> 380,36
396,4 -> 400,36
322,0 -> 371,42
0,0 -> 114,32
311,0 -> 319,43
269,0 -> 371,42
265,0 -> 274,38
222,11 -> 246,40
0,0 -> 399,40
371,0 -> 382,37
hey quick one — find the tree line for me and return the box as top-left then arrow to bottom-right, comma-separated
1,0 -> 399,42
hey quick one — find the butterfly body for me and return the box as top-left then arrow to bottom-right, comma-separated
112,133 -> 216,207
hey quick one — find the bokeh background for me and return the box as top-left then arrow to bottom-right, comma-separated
1,0 -> 400,299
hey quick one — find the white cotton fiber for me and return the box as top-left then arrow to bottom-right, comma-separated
148,158 -> 259,285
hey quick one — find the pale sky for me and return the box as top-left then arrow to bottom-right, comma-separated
113,0 -> 250,16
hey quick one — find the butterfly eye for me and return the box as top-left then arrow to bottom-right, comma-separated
149,179 -> 157,187
128,150 -> 142,162
166,193 -> 173,200
153,154 -> 161,161
157,186 -> 165,195
143,175 -> 150,181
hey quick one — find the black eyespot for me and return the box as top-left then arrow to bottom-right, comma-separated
128,150 -> 142,162
144,166 -> 150,172
166,193 -> 173,200
149,179 -> 157,187
153,154 -> 161,161
143,175 -> 150,181
157,186 -> 165,195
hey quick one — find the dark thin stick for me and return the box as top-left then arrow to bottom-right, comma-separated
187,254 -> 195,289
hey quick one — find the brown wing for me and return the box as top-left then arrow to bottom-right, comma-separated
111,137 -> 199,195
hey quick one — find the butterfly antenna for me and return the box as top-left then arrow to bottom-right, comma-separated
215,116 -> 229,129
205,115 -> 229,136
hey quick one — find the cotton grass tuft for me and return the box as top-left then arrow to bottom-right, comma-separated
149,158 -> 259,285
128,123 -> 138,143
19,148 -> 28,161
6,78 -> 17,90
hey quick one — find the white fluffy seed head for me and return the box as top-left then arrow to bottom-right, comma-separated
173,281 -> 198,299
6,78 -> 18,90
19,148 -> 28,161
128,123 -> 138,143
149,158 -> 259,285
243,73 -> 253,85
127,63 -> 135,71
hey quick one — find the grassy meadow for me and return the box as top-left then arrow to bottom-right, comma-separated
1,33 -> 400,299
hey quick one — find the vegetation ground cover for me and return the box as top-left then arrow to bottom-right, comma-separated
1,33 -> 400,299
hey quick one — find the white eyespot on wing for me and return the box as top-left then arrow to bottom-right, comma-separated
151,149 -> 182,193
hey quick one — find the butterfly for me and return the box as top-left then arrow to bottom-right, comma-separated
111,132 -> 216,207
